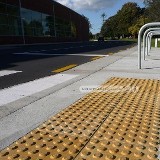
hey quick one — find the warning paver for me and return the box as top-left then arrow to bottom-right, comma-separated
0,77 -> 159,160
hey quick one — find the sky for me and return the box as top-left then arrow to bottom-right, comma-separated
55,0 -> 145,34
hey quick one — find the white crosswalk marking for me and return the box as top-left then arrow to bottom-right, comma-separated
0,74 -> 78,106
0,70 -> 22,77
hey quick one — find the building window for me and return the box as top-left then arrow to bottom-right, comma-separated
55,17 -> 73,38
7,5 -> 20,16
0,2 -> 78,39
46,15 -> 55,36
0,25 -> 9,35
21,8 -> 55,37
0,2 -> 21,36
0,2 -> 6,14
0,14 -> 8,25
0,0 -> 6,3
21,8 -> 32,24
8,16 -> 21,26
71,22 -> 77,38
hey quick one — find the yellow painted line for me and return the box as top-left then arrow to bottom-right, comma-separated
52,64 -> 77,73
119,49 -> 125,52
91,56 -> 102,61
107,52 -> 113,55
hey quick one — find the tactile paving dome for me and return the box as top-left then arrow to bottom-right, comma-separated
0,77 -> 160,160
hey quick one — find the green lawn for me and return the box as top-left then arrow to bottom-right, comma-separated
120,38 -> 138,42
120,38 -> 160,48
151,39 -> 160,48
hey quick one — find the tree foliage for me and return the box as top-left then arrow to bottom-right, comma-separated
144,0 -> 160,21
128,16 -> 149,38
100,1 -> 160,38
101,15 -> 118,38
116,3 -> 141,35
82,14 -> 93,39
100,2 -> 145,38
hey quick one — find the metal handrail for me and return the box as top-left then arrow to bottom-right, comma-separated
143,28 -> 160,60
146,31 -> 160,56
138,22 -> 160,69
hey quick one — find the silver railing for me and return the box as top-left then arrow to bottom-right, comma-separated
138,22 -> 160,69
143,28 -> 160,60
146,31 -> 160,57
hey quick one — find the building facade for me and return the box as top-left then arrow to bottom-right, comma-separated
0,0 -> 89,45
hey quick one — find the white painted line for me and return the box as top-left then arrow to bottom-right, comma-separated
14,52 -> 109,57
68,54 -> 109,57
0,74 -> 78,106
0,70 -> 22,77
15,45 -> 96,53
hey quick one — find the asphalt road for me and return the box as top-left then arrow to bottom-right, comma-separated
0,40 -> 136,89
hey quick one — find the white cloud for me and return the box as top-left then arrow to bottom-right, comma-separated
55,0 -> 118,11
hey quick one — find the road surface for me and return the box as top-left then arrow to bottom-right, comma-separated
0,40 -> 136,89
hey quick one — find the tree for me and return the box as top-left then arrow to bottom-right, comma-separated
81,14 -> 93,39
115,2 -> 142,37
128,7 -> 149,38
128,16 -> 149,38
144,0 -> 160,21
100,15 -> 118,38
100,2 -> 148,38
89,31 -> 93,39
100,2 -> 143,38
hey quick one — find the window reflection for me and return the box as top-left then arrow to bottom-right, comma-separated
7,5 -> 19,16
0,14 -> 8,25
8,16 -> 21,26
55,17 -> 76,38
0,2 -> 77,38
0,3 -> 6,14
0,2 -> 21,36
21,8 -> 32,24
21,8 -> 53,37
0,25 -> 9,35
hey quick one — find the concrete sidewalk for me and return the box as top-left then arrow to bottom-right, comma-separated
0,45 -> 160,151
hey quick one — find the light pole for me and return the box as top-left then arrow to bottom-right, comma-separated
101,13 -> 106,24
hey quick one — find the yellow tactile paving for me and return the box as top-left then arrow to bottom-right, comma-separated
0,77 -> 160,160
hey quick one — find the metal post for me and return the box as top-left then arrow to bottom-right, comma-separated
146,32 -> 152,55
155,38 -> 158,47
19,0 -> 25,44
146,33 -> 150,55
149,34 -> 152,50
146,33 -> 148,57
148,33 -> 152,54
138,22 -> 160,69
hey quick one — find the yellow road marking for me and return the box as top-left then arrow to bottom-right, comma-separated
107,52 -> 113,55
91,56 -> 102,61
52,64 -> 77,73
